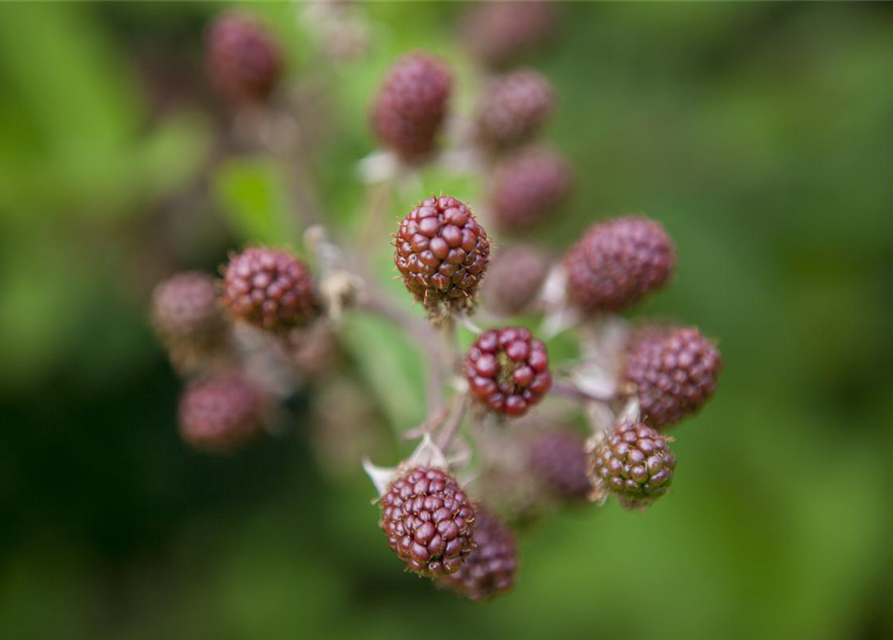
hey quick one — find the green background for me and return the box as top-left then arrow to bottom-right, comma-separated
1,2 -> 892,639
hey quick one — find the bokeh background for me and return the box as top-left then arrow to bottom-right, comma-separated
2,2 -> 893,639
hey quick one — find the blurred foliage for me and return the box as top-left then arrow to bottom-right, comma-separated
1,2 -> 892,640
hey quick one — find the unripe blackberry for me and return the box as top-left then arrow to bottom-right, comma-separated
491,146 -> 573,232
151,271 -> 225,347
530,429 -> 592,500
481,245 -> 549,316
624,326 -> 723,427
476,70 -> 554,151
564,216 -> 675,313
378,466 -> 476,577
461,1 -> 558,69
178,374 -> 265,453
394,196 -> 490,317
588,422 -> 676,509
370,52 -> 453,160
465,326 -> 552,417
207,12 -> 282,104
222,247 -> 320,333
437,508 -> 517,601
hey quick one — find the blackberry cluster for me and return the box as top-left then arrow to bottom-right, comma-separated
624,326 -> 723,427
477,70 -> 555,151
465,327 -> 552,417
588,422 -> 676,510
178,374 -> 265,453
564,216 -> 675,313
222,247 -> 320,333
394,196 -> 490,316
437,509 -> 517,601
530,429 -> 592,500
461,1 -> 558,69
371,52 -> 453,160
378,466 -> 476,577
206,12 -> 282,104
481,245 -> 549,316
151,271 -> 225,347
491,146 -> 573,232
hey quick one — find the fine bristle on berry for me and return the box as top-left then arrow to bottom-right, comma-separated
530,429 -> 592,500
206,12 -> 282,104
476,69 -> 555,151
624,326 -> 723,427
371,51 -> 453,160
481,245 -> 549,316
222,247 -> 320,333
465,327 -> 552,417
490,146 -> 573,232
588,422 -> 676,510
437,508 -> 517,601
394,195 -> 490,317
178,374 -> 265,453
378,466 -> 476,577
564,216 -> 675,313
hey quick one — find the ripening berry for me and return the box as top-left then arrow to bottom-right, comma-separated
370,52 -> 453,160
476,69 -> 555,151
588,422 -> 676,510
437,508 -> 517,601
178,374 -> 265,453
221,247 -> 320,333
564,216 -> 675,313
206,12 -> 282,104
481,245 -> 549,316
460,1 -> 558,69
394,195 -> 490,317
530,429 -> 592,500
378,466 -> 476,577
151,271 -> 225,348
624,326 -> 722,427
465,326 -> 552,417
491,146 -> 573,232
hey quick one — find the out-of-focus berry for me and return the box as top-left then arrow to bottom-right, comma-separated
481,245 -> 549,316
476,70 -> 554,151
151,271 -> 225,351
530,429 -> 592,500
564,216 -> 675,313
461,1 -> 558,69
491,146 -> 573,231
207,12 -> 282,104
178,374 -> 265,453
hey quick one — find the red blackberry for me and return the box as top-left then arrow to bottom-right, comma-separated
530,429 -> 592,500
370,52 -> 453,160
491,146 -> 573,232
481,245 -> 549,316
588,422 -> 676,509
465,326 -> 552,417
624,326 -> 723,427
564,216 -> 675,313
222,247 -> 320,333
207,12 -> 282,104
178,374 -> 265,453
151,271 -> 225,347
476,69 -> 555,151
461,1 -> 558,69
437,508 -> 517,601
378,466 -> 476,577
394,196 -> 490,317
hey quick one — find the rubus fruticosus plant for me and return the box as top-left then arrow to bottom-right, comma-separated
151,4 -> 722,601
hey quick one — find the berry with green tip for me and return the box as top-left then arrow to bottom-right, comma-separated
378,466 -> 476,577
465,326 -> 552,417
588,422 -> 676,509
